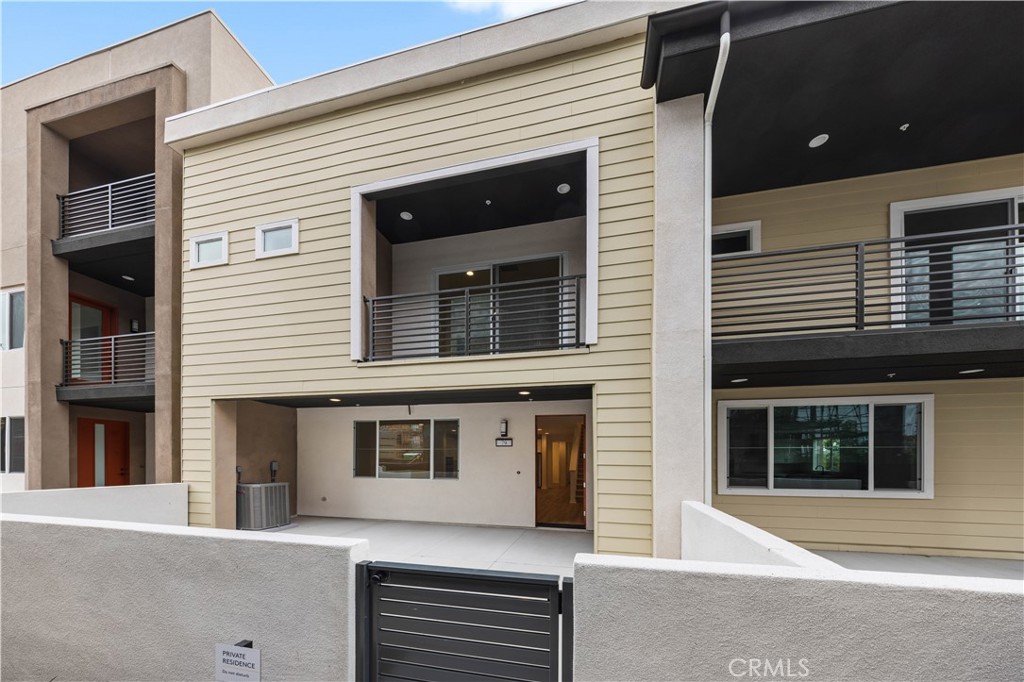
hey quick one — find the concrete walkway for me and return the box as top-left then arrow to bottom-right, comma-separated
814,550 -> 1024,580
274,516 -> 593,577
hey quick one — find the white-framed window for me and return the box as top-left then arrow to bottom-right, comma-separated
1,290 -> 25,351
354,419 -> 459,479
0,416 -> 26,473
712,221 -> 761,258
189,231 -> 229,269
717,395 -> 934,499
255,218 -> 299,259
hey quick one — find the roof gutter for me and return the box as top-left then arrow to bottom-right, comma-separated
702,8 -> 730,504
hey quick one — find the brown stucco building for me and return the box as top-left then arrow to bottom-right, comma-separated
0,11 -> 273,492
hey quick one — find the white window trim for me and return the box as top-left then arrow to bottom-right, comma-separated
888,187 -> 1024,325
350,137 -> 600,361
255,218 -> 300,259
1,416 -> 25,474
188,231 -> 229,269
1,289 -> 25,351
711,220 -> 762,258
354,418 -> 460,480
717,394 -> 935,499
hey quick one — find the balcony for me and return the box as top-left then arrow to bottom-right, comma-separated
365,275 -> 585,362
52,174 -> 156,293
711,226 -> 1024,387
58,173 -> 156,239
56,332 -> 155,411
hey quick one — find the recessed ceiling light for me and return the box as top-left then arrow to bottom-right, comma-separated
899,123 -> 910,132
518,390 -> 531,396
730,378 -> 749,384
556,183 -> 571,194
808,134 -> 829,148
399,211 -> 413,221
485,199 -> 492,205
958,368 -> 985,375
121,275 -> 135,282
329,398 -> 342,403
466,270 -> 475,276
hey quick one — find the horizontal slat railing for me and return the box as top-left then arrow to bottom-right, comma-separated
60,332 -> 155,386
712,225 -> 1024,338
58,173 -> 156,239
366,275 -> 585,361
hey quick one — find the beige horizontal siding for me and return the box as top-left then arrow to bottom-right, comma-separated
711,155 -> 1024,338
180,36 -> 655,555
714,154 -> 1023,249
712,379 -> 1024,559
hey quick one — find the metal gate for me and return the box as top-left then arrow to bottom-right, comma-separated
356,561 -> 574,681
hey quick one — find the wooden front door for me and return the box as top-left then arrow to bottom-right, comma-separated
77,418 -> 130,487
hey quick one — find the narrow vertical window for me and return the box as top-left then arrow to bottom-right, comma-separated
9,292 -> 25,349
873,404 -> 921,490
433,420 -> 460,479
353,422 -> 377,477
726,408 -> 768,488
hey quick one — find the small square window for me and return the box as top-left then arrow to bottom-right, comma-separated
189,231 -> 228,269
712,221 -> 761,257
255,219 -> 299,259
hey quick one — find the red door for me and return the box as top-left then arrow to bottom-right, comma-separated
77,418 -> 130,487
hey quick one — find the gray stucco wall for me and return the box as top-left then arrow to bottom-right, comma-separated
1,514 -> 368,681
0,482 -> 187,524
574,554 -> 1024,682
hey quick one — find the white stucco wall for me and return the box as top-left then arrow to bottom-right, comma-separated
1,482 -> 188,524
0,344 -> 25,492
390,217 -> 587,296
298,399 -> 593,528
681,501 -> 837,569
651,94 -> 708,559
0,345 -> 24,415
1,514 -> 368,681
574,553 -> 1024,681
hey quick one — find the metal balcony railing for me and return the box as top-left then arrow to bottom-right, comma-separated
58,173 -> 156,239
712,225 -> 1024,338
366,275 -> 585,361
60,332 -> 155,386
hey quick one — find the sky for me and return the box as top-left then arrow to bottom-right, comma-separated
1,0 -> 573,86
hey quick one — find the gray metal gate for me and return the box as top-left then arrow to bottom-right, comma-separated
356,561 -> 573,681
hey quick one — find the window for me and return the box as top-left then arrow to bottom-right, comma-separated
255,219 -> 299,259
1,290 -> 25,350
189,231 -> 228,269
1,417 -> 25,473
354,419 -> 459,479
718,395 -> 933,498
712,221 -> 761,257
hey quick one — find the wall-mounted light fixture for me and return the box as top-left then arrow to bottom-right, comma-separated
499,419 -> 508,437
270,460 -> 279,483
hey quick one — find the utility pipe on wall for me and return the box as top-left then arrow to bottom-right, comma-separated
703,11 -> 731,503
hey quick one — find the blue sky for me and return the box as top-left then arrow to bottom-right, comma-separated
1,1 -> 570,86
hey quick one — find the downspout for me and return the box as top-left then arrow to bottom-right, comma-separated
703,11 -> 731,504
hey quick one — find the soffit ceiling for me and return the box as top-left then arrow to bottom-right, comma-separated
371,153 -> 586,244
649,1 -> 1024,197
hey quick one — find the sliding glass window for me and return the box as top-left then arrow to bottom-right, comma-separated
719,396 -> 931,498
354,419 -> 459,479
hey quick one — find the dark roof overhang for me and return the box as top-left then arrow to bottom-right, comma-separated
641,1 -> 1024,197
